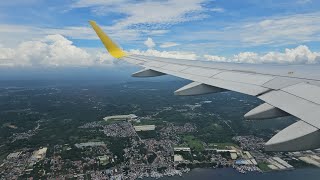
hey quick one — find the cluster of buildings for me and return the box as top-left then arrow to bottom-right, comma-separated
291,150 -> 320,167
81,114 -> 157,137
2,132 -> 320,179
160,123 -> 196,141
0,147 -> 47,179
101,122 -> 137,137
3,112 -> 320,179
231,136 -> 320,172
11,123 -> 40,142
232,135 -> 265,151
267,157 -> 294,170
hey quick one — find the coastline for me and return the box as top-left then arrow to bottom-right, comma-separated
144,167 -> 320,180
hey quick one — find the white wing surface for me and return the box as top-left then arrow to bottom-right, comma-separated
90,21 -> 320,152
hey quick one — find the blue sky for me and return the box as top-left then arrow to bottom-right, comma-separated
0,0 -> 320,67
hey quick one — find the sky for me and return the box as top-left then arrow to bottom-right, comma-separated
0,0 -> 320,69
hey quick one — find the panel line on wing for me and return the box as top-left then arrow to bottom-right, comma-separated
259,90 -> 320,129
129,54 -> 320,82
128,55 -> 275,90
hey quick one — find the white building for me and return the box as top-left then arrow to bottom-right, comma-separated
103,114 -> 137,121
174,147 -> 191,152
134,125 -> 156,131
174,154 -> 184,162
75,142 -> 106,148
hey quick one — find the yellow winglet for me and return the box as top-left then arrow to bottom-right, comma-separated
89,20 -> 126,59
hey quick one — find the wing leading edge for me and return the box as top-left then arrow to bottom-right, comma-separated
90,21 -> 320,152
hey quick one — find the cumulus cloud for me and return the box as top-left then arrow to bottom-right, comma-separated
255,45 -> 320,64
137,38 -> 320,64
160,42 -> 180,48
1,34 -> 319,68
129,49 -> 198,60
204,45 -> 320,64
144,37 -> 156,49
0,34 -> 116,67
203,55 -> 226,62
131,45 -> 320,64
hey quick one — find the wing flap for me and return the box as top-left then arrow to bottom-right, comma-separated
259,90 -> 320,129
265,120 -> 320,151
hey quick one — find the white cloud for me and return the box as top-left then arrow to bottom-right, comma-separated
160,42 -> 180,48
129,49 -> 198,60
258,45 -> 320,64
0,23 -> 173,48
144,37 -> 156,49
0,24 -> 145,47
0,34 -> 116,67
232,52 -> 260,64
177,12 -> 320,48
72,0 -> 207,29
1,34 -> 319,68
3,3 -> 319,54
203,54 -> 226,62
210,8 -> 225,13
240,13 -> 320,46
71,0 -> 127,8
203,45 -> 320,64
130,45 -> 320,64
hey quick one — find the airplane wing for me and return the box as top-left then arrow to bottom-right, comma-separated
89,21 -> 320,152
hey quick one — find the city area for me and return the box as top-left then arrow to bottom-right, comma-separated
0,80 -> 320,179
